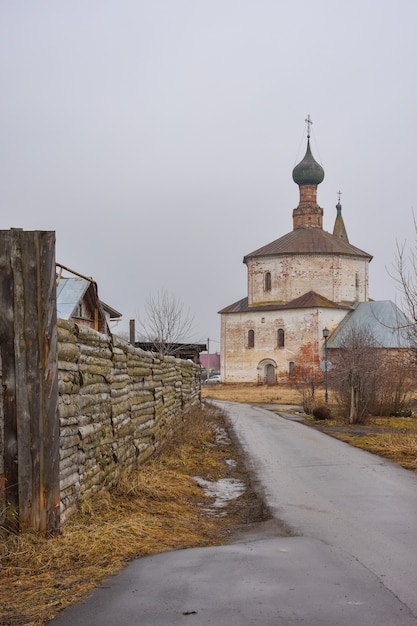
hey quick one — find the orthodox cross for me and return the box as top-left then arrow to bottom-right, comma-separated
305,114 -> 313,138
337,190 -> 342,203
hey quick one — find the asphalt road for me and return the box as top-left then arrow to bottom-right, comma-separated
50,402 -> 417,625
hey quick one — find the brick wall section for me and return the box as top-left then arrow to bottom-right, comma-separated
58,319 -> 200,523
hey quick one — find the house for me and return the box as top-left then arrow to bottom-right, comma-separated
134,341 -> 207,363
56,263 -> 122,335
200,352 -> 221,373
219,124 -> 409,384
327,300 -> 411,350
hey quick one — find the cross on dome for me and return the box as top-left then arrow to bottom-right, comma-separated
305,114 -> 313,138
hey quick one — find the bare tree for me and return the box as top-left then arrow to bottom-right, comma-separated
375,353 -> 414,416
391,213 -> 417,349
137,290 -> 196,356
289,340 -> 322,414
329,325 -> 382,424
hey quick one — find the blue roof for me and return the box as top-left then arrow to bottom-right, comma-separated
56,276 -> 91,320
328,301 -> 412,349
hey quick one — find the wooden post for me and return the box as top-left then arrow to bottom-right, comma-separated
129,319 -> 135,345
0,230 -> 60,534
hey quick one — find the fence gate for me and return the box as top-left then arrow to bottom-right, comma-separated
0,229 -> 59,534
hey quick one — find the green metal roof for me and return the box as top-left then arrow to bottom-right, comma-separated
292,138 -> 325,187
327,301 -> 412,349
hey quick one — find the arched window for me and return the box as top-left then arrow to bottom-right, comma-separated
289,361 -> 295,375
264,271 -> 271,291
277,328 -> 285,348
248,329 -> 255,348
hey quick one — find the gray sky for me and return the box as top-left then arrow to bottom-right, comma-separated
1,1 -> 416,350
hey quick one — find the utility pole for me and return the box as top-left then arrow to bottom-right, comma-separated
323,327 -> 329,404
206,337 -> 210,383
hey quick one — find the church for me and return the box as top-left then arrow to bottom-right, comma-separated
219,122 -> 408,384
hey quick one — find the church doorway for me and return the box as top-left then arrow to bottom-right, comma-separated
265,364 -> 276,385
257,359 -> 277,385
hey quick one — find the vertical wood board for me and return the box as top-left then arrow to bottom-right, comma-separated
0,230 -> 59,533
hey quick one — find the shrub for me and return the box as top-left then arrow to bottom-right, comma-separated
390,409 -> 412,417
312,405 -> 332,421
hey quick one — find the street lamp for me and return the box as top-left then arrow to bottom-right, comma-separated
322,327 -> 329,404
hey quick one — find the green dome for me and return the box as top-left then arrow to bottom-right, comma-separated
292,139 -> 325,186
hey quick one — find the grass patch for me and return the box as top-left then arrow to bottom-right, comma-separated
202,383 -> 303,405
332,432 -> 417,471
0,403 -> 246,626
373,416 -> 417,430
306,414 -> 417,472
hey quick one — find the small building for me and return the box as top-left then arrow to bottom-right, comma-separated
200,352 -> 221,373
56,263 -> 122,335
135,342 -> 207,364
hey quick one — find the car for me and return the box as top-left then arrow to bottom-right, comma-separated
205,374 -> 221,384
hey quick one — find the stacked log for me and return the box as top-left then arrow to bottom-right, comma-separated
57,319 -> 83,521
57,321 -> 200,523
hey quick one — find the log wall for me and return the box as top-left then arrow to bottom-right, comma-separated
58,319 -> 201,523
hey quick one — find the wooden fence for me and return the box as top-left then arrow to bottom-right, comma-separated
0,230 -> 201,534
0,229 -> 59,534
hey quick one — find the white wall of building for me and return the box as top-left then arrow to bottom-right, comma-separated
220,306 -> 348,383
246,255 -> 369,306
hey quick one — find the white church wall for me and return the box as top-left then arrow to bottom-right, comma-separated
247,255 -> 368,306
220,307 -> 348,383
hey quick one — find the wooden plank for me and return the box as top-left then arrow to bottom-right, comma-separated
12,231 -> 34,529
0,232 -> 19,529
0,230 -> 59,534
38,231 -> 60,534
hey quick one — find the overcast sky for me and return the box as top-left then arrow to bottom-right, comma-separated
1,1 -> 416,350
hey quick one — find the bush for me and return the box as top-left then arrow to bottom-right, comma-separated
312,405 -> 332,421
390,409 -> 412,417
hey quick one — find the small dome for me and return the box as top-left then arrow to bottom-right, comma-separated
292,139 -> 325,186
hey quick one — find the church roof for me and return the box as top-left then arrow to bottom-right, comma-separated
284,291 -> 343,309
219,290 -> 348,314
243,227 -> 372,263
327,301 -> 412,349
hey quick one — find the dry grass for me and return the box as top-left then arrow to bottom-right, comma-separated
303,413 -> 417,471
373,416 -> 416,430
202,382 -> 303,405
331,431 -> 417,471
0,403 -> 244,626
